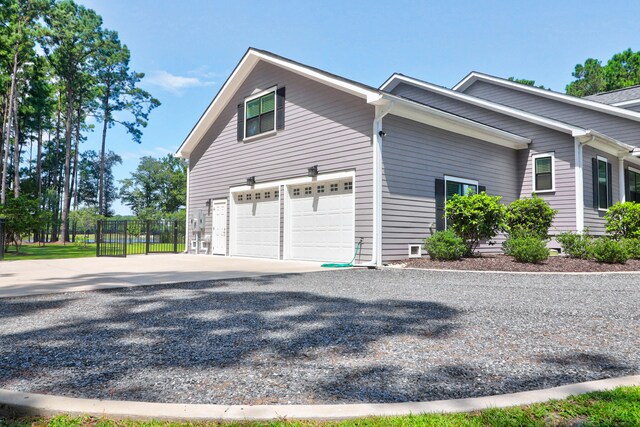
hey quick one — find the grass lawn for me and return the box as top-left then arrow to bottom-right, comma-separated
2,243 -> 97,261
1,386 -> 638,426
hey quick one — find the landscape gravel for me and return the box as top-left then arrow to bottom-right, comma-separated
0,268 -> 638,405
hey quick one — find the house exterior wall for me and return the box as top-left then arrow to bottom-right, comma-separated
380,114 -> 520,261
187,61 -> 375,260
461,81 -> 640,148
389,83 -> 577,234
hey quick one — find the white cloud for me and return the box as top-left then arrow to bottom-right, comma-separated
146,70 -> 216,95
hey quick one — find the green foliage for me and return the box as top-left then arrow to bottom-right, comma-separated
77,150 -> 122,216
423,230 -> 466,261
505,195 -> 557,239
591,237 -> 629,264
556,230 -> 594,259
120,155 -> 187,218
503,235 -> 549,263
445,191 -> 506,256
507,76 -> 547,89
0,196 -> 45,253
622,238 -> 640,260
566,49 -> 640,96
605,201 -> 640,239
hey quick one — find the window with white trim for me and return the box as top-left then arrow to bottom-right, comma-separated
445,176 -> 478,200
245,89 -> 276,138
533,152 -> 554,192
597,156 -> 610,210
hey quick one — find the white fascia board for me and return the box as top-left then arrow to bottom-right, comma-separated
576,130 -> 635,157
454,72 -> 640,123
382,75 -> 583,136
612,99 -> 640,108
384,95 -> 530,150
176,49 -> 380,158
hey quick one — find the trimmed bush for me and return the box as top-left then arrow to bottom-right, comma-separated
605,202 -> 640,239
445,191 -> 506,256
556,230 -> 593,259
622,238 -> 640,260
505,195 -> 557,239
503,235 -> 549,263
423,230 -> 466,261
591,238 -> 629,264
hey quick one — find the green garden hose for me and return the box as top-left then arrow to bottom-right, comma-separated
321,238 -> 363,268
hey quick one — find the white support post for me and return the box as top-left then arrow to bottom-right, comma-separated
618,157 -> 626,203
574,138 -> 584,232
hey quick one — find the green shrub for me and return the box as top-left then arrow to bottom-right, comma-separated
445,191 -> 506,256
423,230 -> 466,261
622,238 -> 640,260
556,230 -> 593,259
503,235 -> 549,263
591,237 -> 629,264
605,202 -> 640,239
505,195 -> 557,239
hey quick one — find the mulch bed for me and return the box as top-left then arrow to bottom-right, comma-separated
389,254 -> 640,272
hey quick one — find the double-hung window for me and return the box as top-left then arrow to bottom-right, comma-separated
532,152 -> 554,192
629,167 -> 640,203
595,156 -> 612,210
245,88 -> 276,138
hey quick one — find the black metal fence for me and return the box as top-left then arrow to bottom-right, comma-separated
96,220 -> 185,257
0,218 -> 5,261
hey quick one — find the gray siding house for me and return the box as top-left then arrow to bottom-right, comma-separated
177,49 -> 640,265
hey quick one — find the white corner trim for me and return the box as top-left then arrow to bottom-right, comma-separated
574,139 -> 584,232
453,72 -> 640,123
532,152 -> 556,193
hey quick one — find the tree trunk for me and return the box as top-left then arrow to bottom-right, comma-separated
36,126 -> 42,199
50,93 -> 62,242
69,103 -> 81,243
0,95 -> 8,190
12,92 -> 20,198
59,90 -> 74,243
99,86 -> 110,216
1,45 -> 18,205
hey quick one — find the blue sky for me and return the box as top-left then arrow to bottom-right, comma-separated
78,0 -> 640,214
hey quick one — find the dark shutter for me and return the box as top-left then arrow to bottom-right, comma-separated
607,162 -> 613,207
478,185 -> 487,194
276,86 -> 285,130
237,103 -> 244,141
435,179 -> 445,231
592,157 -> 599,209
624,168 -> 630,202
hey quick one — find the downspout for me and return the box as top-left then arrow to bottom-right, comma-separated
357,101 -> 393,267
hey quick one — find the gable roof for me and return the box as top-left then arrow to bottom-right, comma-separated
176,49 -> 530,158
585,85 -> 640,107
452,72 -> 640,123
380,73 -> 637,158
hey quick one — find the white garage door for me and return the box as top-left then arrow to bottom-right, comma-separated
232,188 -> 280,258
287,179 -> 354,262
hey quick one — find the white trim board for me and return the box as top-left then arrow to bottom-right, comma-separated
453,72 -> 640,123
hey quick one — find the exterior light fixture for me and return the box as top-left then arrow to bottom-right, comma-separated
246,176 -> 256,186
307,165 -> 318,177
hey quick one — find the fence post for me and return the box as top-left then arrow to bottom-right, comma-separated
0,218 -> 5,261
96,220 -> 101,257
124,220 -> 128,257
173,220 -> 178,253
145,220 -> 151,255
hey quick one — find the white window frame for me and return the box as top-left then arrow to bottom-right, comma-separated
597,155 -> 609,211
532,152 -> 555,193
243,86 -> 277,141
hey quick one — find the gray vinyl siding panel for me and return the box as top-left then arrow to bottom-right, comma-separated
381,114 -> 520,261
582,146 -> 620,235
188,61 -> 374,259
390,83 -> 577,233
462,81 -> 640,148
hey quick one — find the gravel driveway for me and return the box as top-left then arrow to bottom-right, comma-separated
1,269 -> 638,405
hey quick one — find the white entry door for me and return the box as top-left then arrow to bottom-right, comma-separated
231,188 -> 280,258
212,200 -> 227,255
286,179 -> 354,262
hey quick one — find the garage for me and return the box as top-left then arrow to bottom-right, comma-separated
286,179 -> 354,262
231,187 -> 280,258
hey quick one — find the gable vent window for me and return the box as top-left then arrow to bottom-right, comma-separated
238,86 -> 285,141
533,153 -> 555,192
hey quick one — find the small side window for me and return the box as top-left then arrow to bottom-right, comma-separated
330,183 -> 338,192
304,186 -> 312,195
317,185 -> 325,193
533,153 -> 554,192
344,181 -> 353,190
